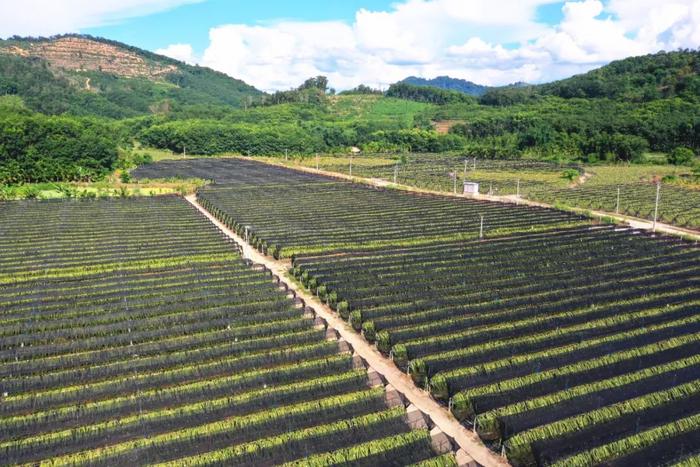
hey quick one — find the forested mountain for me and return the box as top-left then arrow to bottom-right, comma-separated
480,49 -> 700,105
0,34 -> 262,118
400,76 -> 491,96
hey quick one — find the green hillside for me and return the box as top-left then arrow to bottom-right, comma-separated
479,49 -> 700,105
0,34 -> 262,118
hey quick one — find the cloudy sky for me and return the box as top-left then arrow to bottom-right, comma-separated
0,0 -> 698,91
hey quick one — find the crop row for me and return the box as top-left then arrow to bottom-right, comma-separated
195,160 -> 584,258
529,182 -> 700,229
1,196 -> 446,465
291,224 -> 700,466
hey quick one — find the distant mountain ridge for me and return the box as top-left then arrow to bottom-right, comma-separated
0,34 -> 262,117
400,76 -> 491,96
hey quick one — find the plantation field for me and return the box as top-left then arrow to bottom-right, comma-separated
280,153 -> 579,196
279,153 -> 700,229
138,159 -> 587,258
132,157 -> 328,186
132,158 -> 700,465
0,197 -> 450,466
293,225 -> 700,466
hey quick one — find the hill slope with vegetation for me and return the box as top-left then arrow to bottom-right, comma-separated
0,39 -> 698,186
400,76 -> 491,96
0,34 -> 262,118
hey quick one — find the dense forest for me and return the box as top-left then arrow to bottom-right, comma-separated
0,35 -> 698,184
0,97 -> 118,183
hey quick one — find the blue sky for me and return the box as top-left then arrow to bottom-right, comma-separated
1,1 -> 697,90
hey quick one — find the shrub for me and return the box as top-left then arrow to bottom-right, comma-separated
668,146 -> 695,165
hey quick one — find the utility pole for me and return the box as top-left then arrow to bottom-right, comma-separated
479,215 -> 484,240
285,149 -> 288,161
653,183 -> 661,233
615,187 -> 620,214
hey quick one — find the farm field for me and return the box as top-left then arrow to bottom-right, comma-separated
0,196 -> 450,466
277,154 -> 700,230
293,225 -> 700,466
132,157 -> 329,186
138,159 -> 588,258
276,153 -> 577,196
134,158 -> 700,466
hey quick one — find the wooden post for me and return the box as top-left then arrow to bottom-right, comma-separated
615,187 -> 620,214
349,156 -> 353,177
464,159 -> 467,177
479,215 -> 484,239
316,154 -> 319,170
285,149 -> 288,161
653,183 -> 661,233
394,164 -> 398,184
516,179 -> 520,198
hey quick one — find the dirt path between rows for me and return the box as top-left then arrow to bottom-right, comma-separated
185,194 -> 508,467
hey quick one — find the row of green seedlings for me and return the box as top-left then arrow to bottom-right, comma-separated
267,271 -> 464,467
289,262 -> 700,462
290,261 -> 435,355
289,265 -> 356,331
198,196 -> 287,259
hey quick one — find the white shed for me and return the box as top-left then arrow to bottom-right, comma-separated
463,181 -> 480,195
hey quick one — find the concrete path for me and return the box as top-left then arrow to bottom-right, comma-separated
185,194 -> 509,467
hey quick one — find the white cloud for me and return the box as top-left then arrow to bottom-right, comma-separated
188,0 -> 699,91
4,0 -> 698,90
155,43 -> 195,64
0,0 -> 202,38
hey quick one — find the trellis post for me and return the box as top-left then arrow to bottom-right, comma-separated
316,154 -> 319,170
479,215 -> 484,239
285,149 -> 288,161
464,159 -> 467,177
516,179 -> 521,198
349,156 -> 353,177
394,164 -> 398,184
615,187 -> 620,214
652,182 -> 661,233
